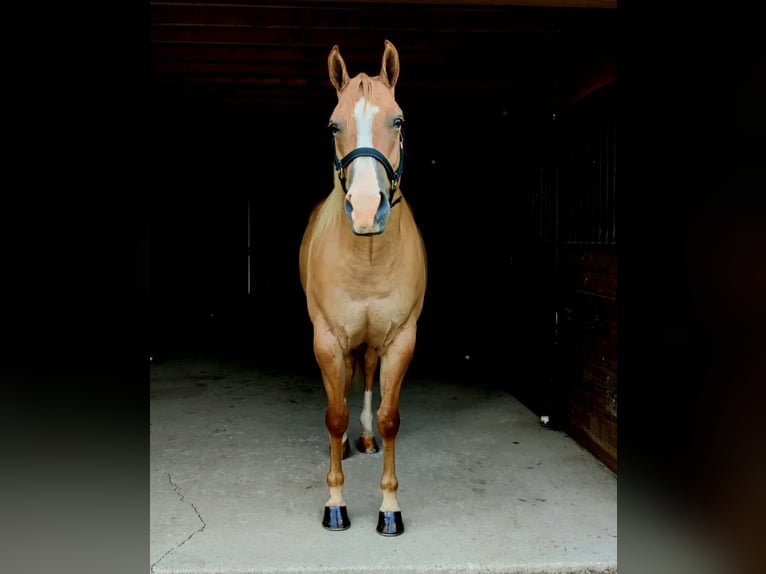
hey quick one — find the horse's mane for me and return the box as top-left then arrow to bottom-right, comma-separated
306,181 -> 345,258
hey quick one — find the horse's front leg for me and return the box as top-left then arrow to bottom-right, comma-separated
314,323 -> 354,530
376,322 -> 417,536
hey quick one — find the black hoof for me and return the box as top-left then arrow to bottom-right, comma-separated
322,506 -> 350,531
376,510 -> 404,536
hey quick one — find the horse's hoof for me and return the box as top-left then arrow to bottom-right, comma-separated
376,510 -> 404,536
322,506 -> 351,531
356,435 -> 379,454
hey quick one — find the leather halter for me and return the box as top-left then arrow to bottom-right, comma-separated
333,134 -> 404,207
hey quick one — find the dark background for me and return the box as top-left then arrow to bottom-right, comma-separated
2,2 -> 764,574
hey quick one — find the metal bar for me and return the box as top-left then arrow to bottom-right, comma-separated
247,193 -> 251,295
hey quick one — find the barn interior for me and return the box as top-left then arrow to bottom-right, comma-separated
150,0 -> 619,465
148,1 -> 620,572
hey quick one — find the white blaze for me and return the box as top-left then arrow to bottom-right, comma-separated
347,98 -> 382,229
354,98 -> 379,147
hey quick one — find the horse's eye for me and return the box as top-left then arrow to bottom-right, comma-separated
328,122 -> 340,135
393,118 -> 404,130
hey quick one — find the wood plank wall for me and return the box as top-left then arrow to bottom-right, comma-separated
558,83 -> 617,472
560,246 -> 617,471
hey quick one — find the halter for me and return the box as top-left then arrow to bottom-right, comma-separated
333,134 -> 404,207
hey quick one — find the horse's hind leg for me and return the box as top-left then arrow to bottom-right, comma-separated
376,324 -> 416,536
357,344 -> 380,454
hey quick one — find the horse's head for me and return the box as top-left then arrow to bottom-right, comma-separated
328,40 -> 404,236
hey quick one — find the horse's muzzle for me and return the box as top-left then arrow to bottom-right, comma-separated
345,191 -> 390,235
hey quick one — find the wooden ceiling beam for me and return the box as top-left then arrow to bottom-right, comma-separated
153,75 -> 532,92
150,2 -> 569,31
149,25 -> 559,51
150,1 -> 615,8
149,42 -> 550,67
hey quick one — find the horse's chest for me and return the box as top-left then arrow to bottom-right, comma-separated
340,293 -> 408,329
320,290 -> 412,350
307,234 -> 424,349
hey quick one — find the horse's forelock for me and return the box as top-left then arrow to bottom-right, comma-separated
338,74 -> 384,119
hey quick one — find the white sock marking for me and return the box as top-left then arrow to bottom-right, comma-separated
360,390 -> 374,436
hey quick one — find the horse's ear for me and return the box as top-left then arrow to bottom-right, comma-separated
328,45 -> 349,93
380,40 -> 400,90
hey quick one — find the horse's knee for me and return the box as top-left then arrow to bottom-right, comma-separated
377,406 -> 400,439
326,406 -> 349,437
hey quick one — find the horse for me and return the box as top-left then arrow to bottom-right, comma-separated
299,40 -> 427,536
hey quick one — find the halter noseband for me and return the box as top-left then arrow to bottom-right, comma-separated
333,135 -> 404,207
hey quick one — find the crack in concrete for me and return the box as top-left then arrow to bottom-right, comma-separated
151,473 -> 207,574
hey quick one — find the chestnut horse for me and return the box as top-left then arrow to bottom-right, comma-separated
299,40 -> 427,536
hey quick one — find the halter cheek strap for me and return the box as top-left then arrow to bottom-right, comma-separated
333,135 -> 404,207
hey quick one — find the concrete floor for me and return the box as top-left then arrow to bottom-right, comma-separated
150,354 -> 617,574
